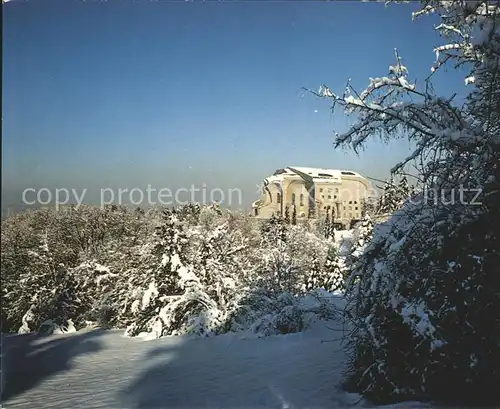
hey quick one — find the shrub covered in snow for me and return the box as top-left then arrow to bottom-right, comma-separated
342,199 -> 500,405
225,289 -> 344,337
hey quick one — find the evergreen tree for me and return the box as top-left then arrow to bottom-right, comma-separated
291,205 -> 297,225
126,208 -> 192,337
261,214 -> 288,245
394,174 -> 413,208
322,209 -> 336,240
284,205 -> 290,224
178,203 -> 202,224
344,215 -> 374,286
398,175 -> 410,199
329,207 -> 336,240
303,256 -> 324,292
302,247 -> 346,293
360,198 -> 377,218
324,212 -> 331,238
323,248 -> 346,293
377,179 -> 400,215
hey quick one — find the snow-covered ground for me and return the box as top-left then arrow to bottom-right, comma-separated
1,318 -> 428,409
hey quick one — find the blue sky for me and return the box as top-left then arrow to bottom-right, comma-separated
2,0 -> 468,209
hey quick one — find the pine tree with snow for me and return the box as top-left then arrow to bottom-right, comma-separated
178,203 -> 201,225
343,215 -> 374,294
398,175 -> 410,201
303,254 -> 324,292
360,198 -> 376,218
349,216 -> 374,258
207,202 -> 223,216
324,208 -> 336,241
330,207 -> 336,240
323,248 -> 346,293
184,221 -> 243,335
323,212 -> 331,239
125,208 -> 192,337
152,209 -> 190,277
377,179 -> 400,215
261,214 -> 288,246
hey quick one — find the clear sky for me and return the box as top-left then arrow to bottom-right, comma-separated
2,0 -> 468,211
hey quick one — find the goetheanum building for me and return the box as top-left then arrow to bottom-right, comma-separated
252,166 -> 372,229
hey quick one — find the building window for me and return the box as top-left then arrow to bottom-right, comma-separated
319,188 -> 323,193
349,213 -> 353,218
277,193 -> 282,204
328,195 -> 331,199
354,201 -> 357,204
335,188 -> 339,193
299,194 -> 304,206
343,206 -> 346,210
355,206 -> 358,210
349,201 -> 352,204
334,195 -> 337,199
291,193 -> 296,205
349,206 -> 352,210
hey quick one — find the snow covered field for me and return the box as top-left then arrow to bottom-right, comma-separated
1,319 -> 428,409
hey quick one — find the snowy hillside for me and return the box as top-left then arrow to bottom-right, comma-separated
1,318 -> 429,409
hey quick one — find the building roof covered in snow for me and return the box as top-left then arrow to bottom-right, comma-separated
264,166 -> 364,185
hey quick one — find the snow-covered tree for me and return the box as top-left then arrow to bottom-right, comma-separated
302,246 -> 347,294
258,240 -> 300,295
284,205 -> 290,224
323,248 -> 347,294
324,212 -> 330,237
291,204 -> 297,225
344,216 -> 374,288
302,253 -> 325,292
323,209 -> 336,240
123,205 -> 254,338
177,202 -> 201,224
1,202 -> 349,339
10,234 -> 84,333
360,197 -> 377,218
124,208 -> 192,337
260,214 -> 288,246
398,174 -> 410,200
312,1 -> 500,404
377,179 -> 400,215
285,224 -> 330,279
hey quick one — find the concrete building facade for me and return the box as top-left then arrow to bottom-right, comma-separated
251,166 -> 372,228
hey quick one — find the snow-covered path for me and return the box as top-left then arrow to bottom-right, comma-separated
1,321 -> 425,409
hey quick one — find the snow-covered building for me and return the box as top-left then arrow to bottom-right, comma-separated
252,166 -> 372,228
